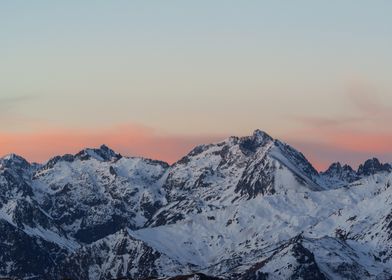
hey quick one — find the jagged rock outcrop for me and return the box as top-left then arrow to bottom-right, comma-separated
321,162 -> 359,183
357,158 -> 391,177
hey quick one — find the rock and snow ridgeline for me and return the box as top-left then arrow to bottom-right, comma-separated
0,130 -> 391,279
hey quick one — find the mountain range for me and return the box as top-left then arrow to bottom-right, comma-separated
1,129 -> 392,279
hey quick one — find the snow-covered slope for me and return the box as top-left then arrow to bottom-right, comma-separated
1,129 -> 392,279
149,130 -> 324,227
32,145 -> 169,243
62,229 -> 189,280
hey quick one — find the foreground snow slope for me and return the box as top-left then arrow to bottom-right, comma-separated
0,130 -> 391,279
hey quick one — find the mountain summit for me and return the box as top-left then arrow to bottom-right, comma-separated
1,130 -> 392,279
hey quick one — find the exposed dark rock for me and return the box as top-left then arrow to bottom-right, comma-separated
322,162 -> 359,183
357,158 -> 391,176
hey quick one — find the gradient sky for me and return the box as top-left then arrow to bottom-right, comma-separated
1,1 -> 392,170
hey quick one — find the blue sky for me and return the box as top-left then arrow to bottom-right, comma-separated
1,1 -> 391,168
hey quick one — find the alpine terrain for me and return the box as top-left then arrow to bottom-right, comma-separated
1,130 -> 392,280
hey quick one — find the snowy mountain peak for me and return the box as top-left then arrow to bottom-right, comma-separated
0,154 -> 31,176
327,162 -> 343,170
1,153 -> 30,166
321,158 -> 392,186
357,157 -> 392,176
40,145 -> 122,171
328,162 -> 353,175
236,129 -> 274,154
75,144 -> 122,162
252,129 -> 273,142
159,130 -> 324,217
321,161 -> 359,184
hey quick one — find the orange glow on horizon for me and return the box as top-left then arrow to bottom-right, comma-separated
285,127 -> 392,170
0,124 -> 222,164
0,124 -> 391,171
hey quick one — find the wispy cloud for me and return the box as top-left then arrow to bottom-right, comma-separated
0,94 -> 42,127
0,95 -> 37,110
293,116 -> 363,128
289,138 -> 392,171
294,79 -> 391,130
284,126 -> 392,170
285,79 -> 392,170
345,79 -> 391,118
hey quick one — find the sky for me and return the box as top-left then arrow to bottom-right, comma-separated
1,1 -> 392,170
